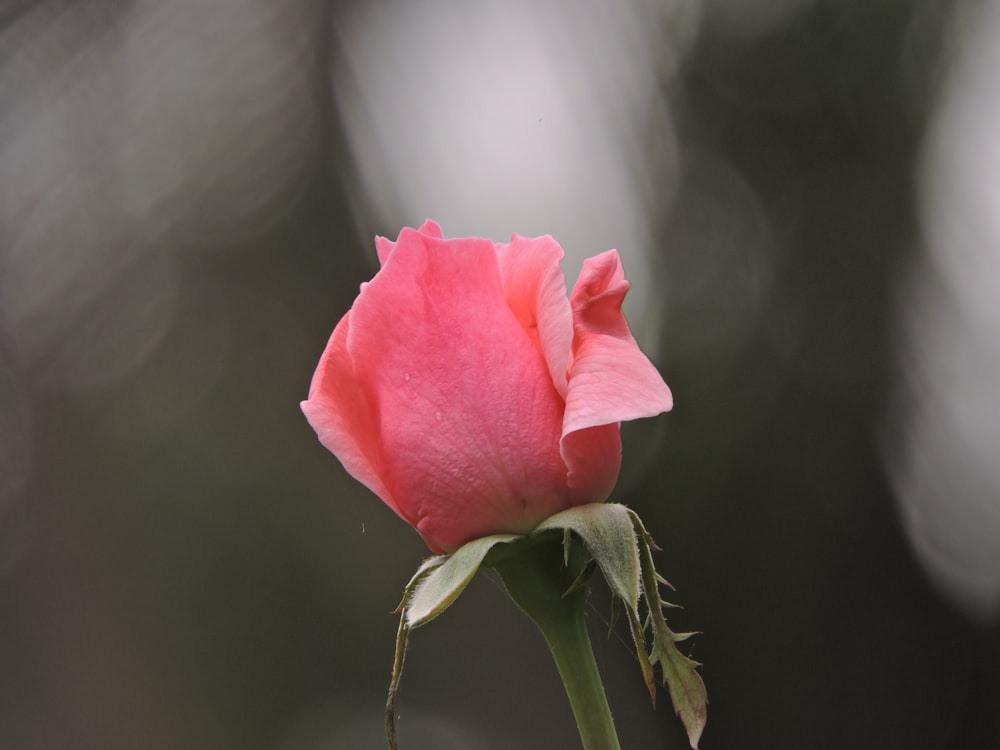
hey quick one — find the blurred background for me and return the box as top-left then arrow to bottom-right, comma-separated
2,0 -> 999,747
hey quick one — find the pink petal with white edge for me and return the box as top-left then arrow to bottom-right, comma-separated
301,311 -> 403,522
496,234 -> 574,397
563,249 -> 673,438
347,227 -> 571,552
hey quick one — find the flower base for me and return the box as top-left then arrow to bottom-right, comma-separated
385,503 -> 707,749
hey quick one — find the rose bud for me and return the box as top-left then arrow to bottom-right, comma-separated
302,220 -> 672,553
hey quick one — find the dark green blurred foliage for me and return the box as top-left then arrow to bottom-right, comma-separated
0,1 -> 997,749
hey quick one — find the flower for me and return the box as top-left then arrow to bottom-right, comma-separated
302,220 -> 672,552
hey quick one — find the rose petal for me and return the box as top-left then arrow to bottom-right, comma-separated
562,422 -> 622,503
563,249 -> 673,437
495,234 -> 574,396
301,311 -> 403,521
348,228 -> 571,551
375,219 -> 443,266
416,219 -> 444,239
374,235 -> 395,266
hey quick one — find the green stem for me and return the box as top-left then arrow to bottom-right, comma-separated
493,538 -> 622,750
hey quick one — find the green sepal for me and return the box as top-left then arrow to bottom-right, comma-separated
628,508 -> 708,749
406,534 -> 521,628
391,555 -> 447,613
607,593 -> 623,636
563,557 -> 598,597
385,504 -> 708,750
386,554 -> 447,750
535,503 -> 642,611
534,504 -> 660,704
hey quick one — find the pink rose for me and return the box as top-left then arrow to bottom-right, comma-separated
302,221 -> 673,553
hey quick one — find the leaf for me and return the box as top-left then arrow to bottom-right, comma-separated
626,603 -> 657,705
389,535 -> 521,748
534,503 -> 641,612
607,592 -> 622,636
392,554 -> 448,613
387,506 -> 708,749
629,509 -> 708,749
534,503 -> 657,705
563,558 -> 598,597
386,555 -> 447,750
406,533 -> 521,628
386,609 -> 410,750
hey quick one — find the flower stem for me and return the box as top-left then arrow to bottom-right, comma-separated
493,537 -> 622,750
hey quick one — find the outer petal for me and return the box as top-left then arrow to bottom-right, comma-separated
301,311 -> 400,519
348,228 -> 571,552
495,234 -> 574,396
561,249 -> 673,499
562,423 -> 622,504
564,249 -> 673,433
375,219 -> 443,266
374,235 -> 395,266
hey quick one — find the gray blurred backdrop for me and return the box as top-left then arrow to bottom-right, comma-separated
2,1 -> 999,748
